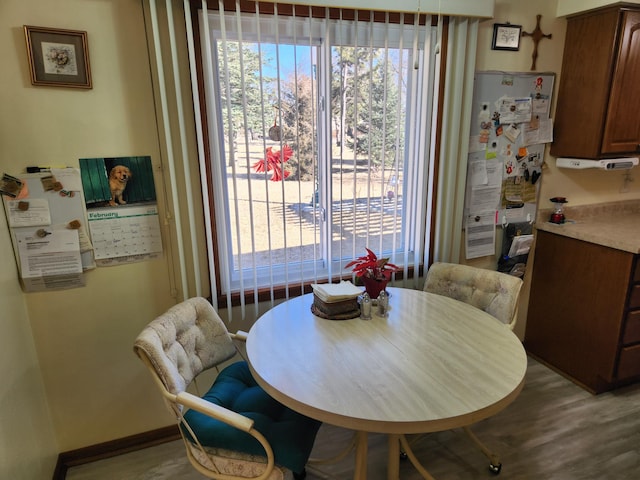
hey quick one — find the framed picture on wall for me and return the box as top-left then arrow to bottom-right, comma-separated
491,23 -> 522,51
24,25 -> 92,89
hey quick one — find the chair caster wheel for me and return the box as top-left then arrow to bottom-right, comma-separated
488,462 -> 502,475
400,451 -> 408,460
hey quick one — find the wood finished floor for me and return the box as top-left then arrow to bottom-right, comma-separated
66,357 -> 640,480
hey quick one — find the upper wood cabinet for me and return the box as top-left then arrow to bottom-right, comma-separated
551,7 -> 640,159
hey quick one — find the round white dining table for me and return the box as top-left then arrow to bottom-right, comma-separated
246,287 -> 527,479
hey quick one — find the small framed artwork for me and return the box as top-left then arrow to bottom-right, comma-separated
24,25 -> 92,89
491,23 -> 522,51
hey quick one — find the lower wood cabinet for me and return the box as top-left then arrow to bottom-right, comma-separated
525,230 -> 640,393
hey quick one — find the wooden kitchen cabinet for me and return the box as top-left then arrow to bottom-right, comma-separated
525,230 -> 640,393
551,7 -> 640,158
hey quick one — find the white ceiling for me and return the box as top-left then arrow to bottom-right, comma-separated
557,0 -> 640,17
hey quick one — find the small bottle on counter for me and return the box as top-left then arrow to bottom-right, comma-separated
360,292 -> 372,320
377,290 -> 388,317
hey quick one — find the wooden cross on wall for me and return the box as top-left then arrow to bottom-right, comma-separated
522,15 -> 552,71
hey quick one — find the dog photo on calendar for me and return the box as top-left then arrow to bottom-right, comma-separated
108,164 -> 132,206
79,156 -> 156,210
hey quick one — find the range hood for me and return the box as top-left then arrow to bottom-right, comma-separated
556,157 -> 639,170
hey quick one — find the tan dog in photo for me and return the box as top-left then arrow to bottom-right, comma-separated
109,165 -> 132,206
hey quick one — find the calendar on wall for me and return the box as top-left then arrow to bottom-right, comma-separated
87,204 -> 163,261
80,155 -> 163,265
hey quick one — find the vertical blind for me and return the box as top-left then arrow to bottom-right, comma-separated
199,0 -> 438,316
143,0 -> 479,315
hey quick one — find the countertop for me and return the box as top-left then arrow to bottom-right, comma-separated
535,200 -> 640,254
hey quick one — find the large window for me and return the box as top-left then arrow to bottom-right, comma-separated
199,3 -> 438,300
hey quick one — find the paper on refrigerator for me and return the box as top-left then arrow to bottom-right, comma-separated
465,212 -> 496,259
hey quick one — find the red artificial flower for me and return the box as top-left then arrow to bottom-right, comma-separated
345,247 -> 400,280
252,145 -> 293,181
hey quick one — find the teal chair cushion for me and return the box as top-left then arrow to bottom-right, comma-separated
183,361 -> 321,475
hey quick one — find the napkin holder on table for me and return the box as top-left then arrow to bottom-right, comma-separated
311,281 -> 362,319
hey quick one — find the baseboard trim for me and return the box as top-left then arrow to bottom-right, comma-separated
52,425 -> 180,480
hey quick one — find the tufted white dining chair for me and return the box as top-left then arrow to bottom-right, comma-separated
133,297 -> 320,480
423,261 -> 523,330
418,262 -> 524,474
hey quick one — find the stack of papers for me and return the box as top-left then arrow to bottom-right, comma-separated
311,280 -> 362,303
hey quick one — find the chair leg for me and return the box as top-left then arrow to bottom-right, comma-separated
400,430 -> 502,475
399,433 -> 421,459
306,430 -> 359,479
308,430 -> 358,465
293,468 -> 307,480
397,434 -> 437,480
462,426 -> 502,475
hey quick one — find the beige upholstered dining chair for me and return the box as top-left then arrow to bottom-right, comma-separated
133,297 -> 320,480
423,261 -> 523,330
419,262 -> 524,473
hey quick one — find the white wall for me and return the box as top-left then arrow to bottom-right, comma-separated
0,190 -> 57,479
474,0 -> 640,340
0,2 -> 178,476
480,0 -> 640,207
2,0 -> 640,478
469,1 -> 568,339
